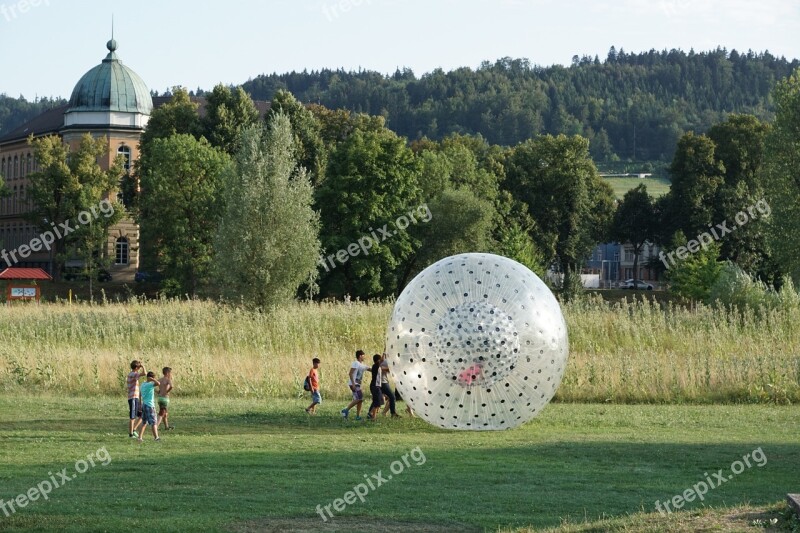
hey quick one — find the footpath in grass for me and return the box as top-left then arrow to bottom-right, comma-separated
0,396 -> 798,532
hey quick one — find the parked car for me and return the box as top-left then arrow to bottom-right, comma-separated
134,271 -> 163,283
620,279 -> 654,290
62,267 -> 112,282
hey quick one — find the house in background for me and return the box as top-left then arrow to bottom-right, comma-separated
585,242 -> 663,288
0,37 -> 270,281
0,38 -> 151,281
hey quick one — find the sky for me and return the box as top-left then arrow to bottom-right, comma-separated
1,0 -> 798,100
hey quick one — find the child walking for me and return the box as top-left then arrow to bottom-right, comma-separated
305,358 -> 321,415
126,360 -> 146,438
157,367 -> 174,431
138,372 -> 161,442
367,354 -> 384,420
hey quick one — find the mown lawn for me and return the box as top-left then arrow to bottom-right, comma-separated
0,396 -> 798,532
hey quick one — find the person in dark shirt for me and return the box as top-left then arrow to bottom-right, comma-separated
367,354 -> 384,420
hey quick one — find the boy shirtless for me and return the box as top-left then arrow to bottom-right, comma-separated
305,358 -> 321,414
157,367 -> 174,430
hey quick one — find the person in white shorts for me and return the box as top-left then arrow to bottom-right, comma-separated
341,350 -> 369,420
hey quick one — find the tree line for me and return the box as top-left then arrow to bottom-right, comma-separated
3,47 -> 796,162
0,95 -> 65,137
4,66 -> 800,307
611,69 -> 800,304
237,47 -> 798,162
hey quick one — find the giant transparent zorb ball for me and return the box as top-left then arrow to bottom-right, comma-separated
386,253 -> 568,430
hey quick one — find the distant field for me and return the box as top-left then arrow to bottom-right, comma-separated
603,176 -> 671,199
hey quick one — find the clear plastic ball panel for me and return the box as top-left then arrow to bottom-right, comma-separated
386,253 -> 569,430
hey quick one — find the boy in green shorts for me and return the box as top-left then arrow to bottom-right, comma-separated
157,367 -> 174,430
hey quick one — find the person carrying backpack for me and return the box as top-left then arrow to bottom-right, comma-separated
305,358 -> 321,414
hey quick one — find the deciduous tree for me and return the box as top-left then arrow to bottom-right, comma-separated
26,134 -> 124,281
202,84 -> 260,155
316,125 -> 421,298
612,184 -> 657,289
214,115 -> 320,309
765,69 -> 800,280
505,134 -> 615,298
138,134 -> 230,296
267,91 -> 327,186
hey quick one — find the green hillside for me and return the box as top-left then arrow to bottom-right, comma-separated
603,175 -> 671,199
241,48 -> 798,160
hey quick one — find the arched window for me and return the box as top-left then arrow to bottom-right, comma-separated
118,145 -> 131,173
13,155 -> 19,179
1,157 -> 6,178
26,153 -> 32,174
117,146 -> 132,204
115,237 -> 129,265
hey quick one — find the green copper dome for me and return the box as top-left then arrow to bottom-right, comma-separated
67,40 -> 152,115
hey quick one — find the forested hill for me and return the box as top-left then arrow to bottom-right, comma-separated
242,47 -> 798,161
2,48 -> 797,162
0,95 -> 66,138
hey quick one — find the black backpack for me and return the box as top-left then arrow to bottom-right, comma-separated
303,375 -> 312,391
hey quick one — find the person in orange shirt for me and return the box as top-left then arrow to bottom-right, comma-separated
305,358 -> 322,414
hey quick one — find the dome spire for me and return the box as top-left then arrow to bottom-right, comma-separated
66,30 -> 152,117
107,15 -> 117,53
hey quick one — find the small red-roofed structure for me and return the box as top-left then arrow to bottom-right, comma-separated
0,267 -> 52,302
789,494 -> 800,519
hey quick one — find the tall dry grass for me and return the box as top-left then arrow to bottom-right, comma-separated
1,296 -> 798,403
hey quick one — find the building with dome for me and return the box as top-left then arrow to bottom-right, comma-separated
0,39 -> 157,281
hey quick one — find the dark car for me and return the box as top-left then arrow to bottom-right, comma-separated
62,267 -> 112,282
135,271 -> 163,283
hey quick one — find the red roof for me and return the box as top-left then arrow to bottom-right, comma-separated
0,268 -> 53,280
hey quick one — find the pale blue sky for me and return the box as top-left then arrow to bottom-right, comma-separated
1,0 -> 798,100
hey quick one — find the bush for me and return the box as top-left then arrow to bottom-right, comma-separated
710,262 -> 800,312
665,240 -> 723,301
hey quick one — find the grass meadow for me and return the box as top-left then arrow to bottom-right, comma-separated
0,397 -> 798,532
1,296 -> 798,404
1,296 -> 799,531
602,176 -> 672,200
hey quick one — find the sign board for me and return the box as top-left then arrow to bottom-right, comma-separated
7,284 -> 40,302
